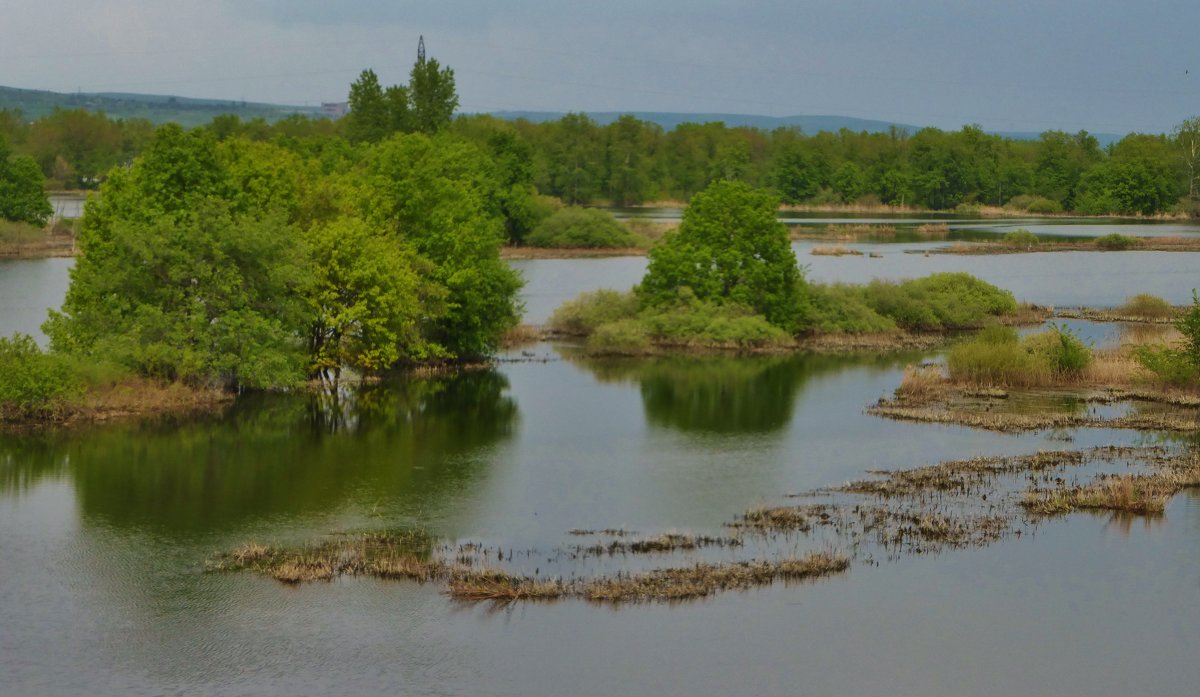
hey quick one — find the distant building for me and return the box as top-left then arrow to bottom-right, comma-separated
321,102 -> 349,119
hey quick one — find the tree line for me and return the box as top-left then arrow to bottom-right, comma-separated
4,96 -> 1200,218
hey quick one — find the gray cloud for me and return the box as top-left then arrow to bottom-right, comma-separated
2,0 -> 1197,133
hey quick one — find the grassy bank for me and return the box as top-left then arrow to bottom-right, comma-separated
0,220 -> 75,258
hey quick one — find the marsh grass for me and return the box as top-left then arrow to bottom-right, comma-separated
915,223 -> 950,238
1117,294 -> 1176,320
208,529 -> 444,584
1023,462 -> 1200,515
811,245 -> 864,256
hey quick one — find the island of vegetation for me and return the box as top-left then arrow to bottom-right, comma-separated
548,179 -> 1032,355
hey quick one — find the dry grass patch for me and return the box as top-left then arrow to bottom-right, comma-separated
811,245 -> 864,256
915,223 -> 950,238
1023,461 -> 1200,516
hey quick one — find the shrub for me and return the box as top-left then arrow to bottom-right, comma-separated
638,297 -> 791,348
860,273 -> 1017,331
1024,326 -> 1092,376
806,284 -> 896,334
947,328 -> 1045,386
1118,294 -> 1175,320
585,319 -> 651,355
1135,290 -> 1200,386
947,325 -> 1092,386
1095,233 -> 1138,251
1006,195 -> 1063,214
0,333 -> 81,419
546,289 -> 639,335
1002,229 -> 1040,246
526,207 -> 641,248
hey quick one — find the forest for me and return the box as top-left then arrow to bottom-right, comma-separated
2,86 -> 1199,218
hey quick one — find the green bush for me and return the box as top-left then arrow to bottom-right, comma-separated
526,207 -> 641,248
1095,233 -> 1138,251
947,327 -> 1044,386
1006,195 -> 1063,214
639,299 -> 790,348
806,284 -> 896,334
1134,290 -> 1200,386
547,289 -> 639,335
1118,294 -> 1175,320
1133,346 -> 1195,387
0,333 -> 81,419
1024,326 -> 1092,376
947,325 -> 1092,386
859,273 -> 1017,331
1002,229 -> 1040,246
585,319 -> 651,355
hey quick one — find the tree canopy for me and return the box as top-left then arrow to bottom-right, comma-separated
640,180 -> 807,331
0,136 -> 52,225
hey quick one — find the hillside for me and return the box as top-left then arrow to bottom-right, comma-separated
0,85 -> 323,126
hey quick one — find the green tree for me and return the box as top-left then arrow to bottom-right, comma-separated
409,53 -> 458,135
346,69 -> 390,143
639,180 -> 807,331
356,133 -> 523,357
772,141 -> 820,203
304,218 -> 445,384
45,203 -> 310,390
1174,116 -> 1200,200
0,137 -> 52,225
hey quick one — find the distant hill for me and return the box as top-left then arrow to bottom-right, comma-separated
489,110 -> 1124,146
1,86 -> 1127,144
489,110 -> 919,134
0,85 -> 323,127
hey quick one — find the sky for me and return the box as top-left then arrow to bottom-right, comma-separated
3,0 -> 1198,134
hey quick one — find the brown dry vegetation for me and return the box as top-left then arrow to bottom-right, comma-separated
936,236 -> 1200,256
810,245 -> 864,256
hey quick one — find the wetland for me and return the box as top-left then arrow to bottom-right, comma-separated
3,220 -> 1200,696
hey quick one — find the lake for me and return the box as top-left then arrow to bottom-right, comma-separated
2,223 -> 1199,696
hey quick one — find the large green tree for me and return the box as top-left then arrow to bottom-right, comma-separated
639,180 -> 807,331
0,136 -> 52,225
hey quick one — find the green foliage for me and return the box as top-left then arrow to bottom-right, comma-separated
805,284 -> 896,334
357,133 -> 523,357
0,137 -> 52,225
640,180 -> 807,331
346,46 -> 459,142
947,325 -> 1091,386
1024,325 -> 1092,375
585,319 -> 652,355
0,219 -> 43,245
1094,233 -> 1138,250
858,272 -> 1017,331
547,289 -> 640,335
46,203 -> 310,390
304,218 -> 446,380
638,298 -> 790,348
0,333 -> 81,418
1006,194 -> 1063,214
1002,229 -> 1040,246
1119,294 -> 1175,319
1138,291 -> 1200,387
526,207 -> 641,248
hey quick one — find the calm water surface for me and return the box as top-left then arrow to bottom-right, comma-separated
2,229 -> 1199,696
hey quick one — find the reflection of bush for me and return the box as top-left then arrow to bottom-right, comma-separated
571,352 -> 914,434
0,370 -> 517,530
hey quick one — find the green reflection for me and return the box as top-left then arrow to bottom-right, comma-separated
0,370 -> 517,531
568,351 -> 922,434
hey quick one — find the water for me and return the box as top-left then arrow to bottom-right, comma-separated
3,228 -> 1200,696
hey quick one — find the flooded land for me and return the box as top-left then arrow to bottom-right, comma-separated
3,217 -> 1200,696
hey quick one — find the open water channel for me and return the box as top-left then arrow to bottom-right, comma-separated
2,218 -> 1199,696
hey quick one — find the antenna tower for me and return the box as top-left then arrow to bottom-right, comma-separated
417,36 -> 426,64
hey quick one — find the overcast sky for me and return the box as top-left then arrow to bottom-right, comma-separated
3,1 -> 1197,133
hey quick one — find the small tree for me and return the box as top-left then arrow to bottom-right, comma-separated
639,180 -> 808,331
